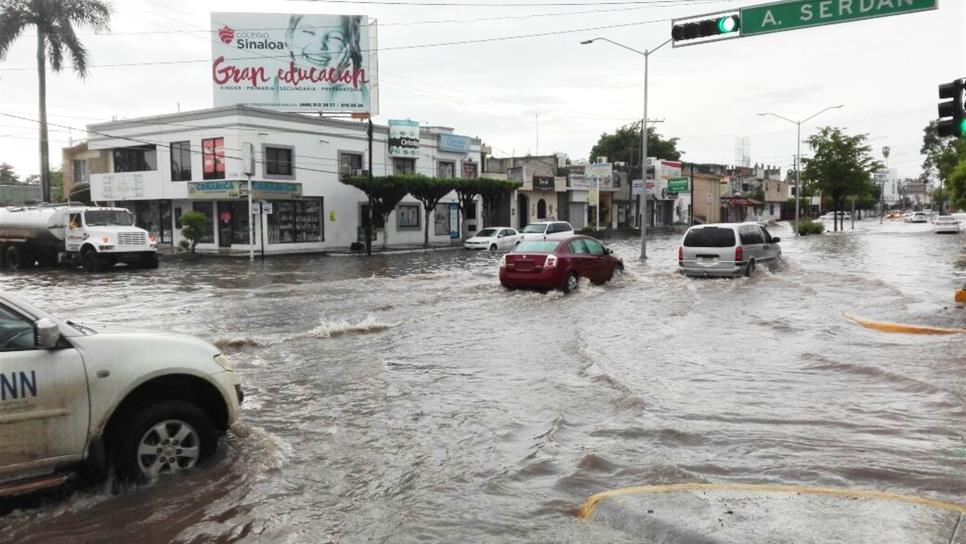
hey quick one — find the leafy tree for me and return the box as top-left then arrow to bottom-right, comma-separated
343,176 -> 409,249
407,175 -> 457,247
453,178 -> 481,240
0,0 -> 112,202
178,211 -> 207,253
947,158 -> 966,211
0,163 -> 19,183
920,122 -> 966,213
590,123 -> 682,176
802,127 -> 883,232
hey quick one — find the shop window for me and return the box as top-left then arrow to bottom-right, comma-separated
229,201 -> 250,245
192,201 -> 215,243
393,157 -> 415,175
340,152 -> 364,177
464,200 -> 477,220
397,204 -> 420,229
202,138 -> 225,180
462,162 -> 478,178
437,161 -> 455,179
268,198 -> 323,243
113,145 -> 157,173
170,141 -> 192,181
264,146 -> 294,177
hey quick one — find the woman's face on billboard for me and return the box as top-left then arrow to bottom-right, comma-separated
290,17 -> 348,67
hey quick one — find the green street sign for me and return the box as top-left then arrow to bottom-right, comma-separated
740,0 -> 938,36
668,177 -> 690,193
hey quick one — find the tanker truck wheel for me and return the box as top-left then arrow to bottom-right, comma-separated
82,248 -> 109,272
5,246 -> 23,270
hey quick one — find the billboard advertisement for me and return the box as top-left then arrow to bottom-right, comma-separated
438,134 -> 473,154
388,119 -> 420,158
211,12 -> 378,114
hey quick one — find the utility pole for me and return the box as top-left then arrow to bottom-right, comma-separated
881,146 -> 890,224
366,119 -> 374,256
581,36 -> 671,260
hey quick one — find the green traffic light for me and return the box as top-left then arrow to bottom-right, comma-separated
717,15 -> 738,33
960,118 -> 966,136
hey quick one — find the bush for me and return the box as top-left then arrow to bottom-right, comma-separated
797,219 -> 824,236
178,211 -> 208,253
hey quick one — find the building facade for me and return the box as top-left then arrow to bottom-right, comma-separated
64,105 -> 484,253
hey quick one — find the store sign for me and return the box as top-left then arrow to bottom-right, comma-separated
389,119 -> 420,158
585,163 -> 613,186
668,177 -> 689,193
588,188 -> 599,206
189,180 -> 302,200
211,12 -> 378,114
439,134 -> 472,154
533,175 -> 555,192
571,174 -> 614,190
657,160 -> 682,180
632,179 -> 656,196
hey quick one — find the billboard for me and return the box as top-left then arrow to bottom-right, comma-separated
388,119 -> 420,158
211,12 -> 378,114
438,134 -> 472,154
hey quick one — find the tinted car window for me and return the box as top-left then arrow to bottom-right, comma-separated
683,227 -> 736,247
515,241 -> 560,253
569,239 -> 589,254
0,305 -> 36,351
476,228 -> 498,237
522,224 -> 547,234
584,239 -> 605,256
761,227 -> 773,243
739,227 -> 764,245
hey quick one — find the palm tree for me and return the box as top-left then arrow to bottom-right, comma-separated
0,0 -> 111,203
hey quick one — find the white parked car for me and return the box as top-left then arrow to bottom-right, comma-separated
0,292 -> 242,496
906,211 -> 929,223
520,221 -> 575,241
817,211 -> 851,222
463,227 -> 523,250
932,215 -> 961,234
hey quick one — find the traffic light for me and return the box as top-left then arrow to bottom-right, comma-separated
937,78 -> 966,138
672,14 -> 740,43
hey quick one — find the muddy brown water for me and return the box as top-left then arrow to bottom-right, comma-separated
0,221 -> 963,543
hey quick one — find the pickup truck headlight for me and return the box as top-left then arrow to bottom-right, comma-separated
214,353 -> 234,371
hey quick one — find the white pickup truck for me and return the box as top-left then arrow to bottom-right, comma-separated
0,293 -> 242,496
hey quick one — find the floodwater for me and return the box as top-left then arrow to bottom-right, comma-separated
0,220 -> 963,543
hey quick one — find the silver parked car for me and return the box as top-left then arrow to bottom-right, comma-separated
678,222 -> 782,277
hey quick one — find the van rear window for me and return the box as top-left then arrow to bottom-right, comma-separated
684,227 -> 735,247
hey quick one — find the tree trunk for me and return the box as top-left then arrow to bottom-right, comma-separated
423,206 -> 431,247
381,213 -> 391,250
37,31 -> 51,203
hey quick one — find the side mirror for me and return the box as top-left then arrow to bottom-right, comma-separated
35,318 -> 61,349
772,237 -> 781,243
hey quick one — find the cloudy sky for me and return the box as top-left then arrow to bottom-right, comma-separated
0,0 -> 963,181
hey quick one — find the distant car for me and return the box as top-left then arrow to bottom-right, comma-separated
933,215 -> 961,234
907,211 -> 929,223
519,221 -> 574,241
817,211 -> 851,222
499,236 -> 623,292
678,222 -> 782,278
463,227 -> 523,250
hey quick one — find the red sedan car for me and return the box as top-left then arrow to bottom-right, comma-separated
499,236 -> 624,292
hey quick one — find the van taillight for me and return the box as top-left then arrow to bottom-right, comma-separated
544,254 -> 558,269
735,246 -> 743,262
677,247 -> 683,261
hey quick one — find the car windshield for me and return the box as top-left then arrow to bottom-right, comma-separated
515,241 -> 559,253
683,227 -> 736,247
85,210 -> 134,226
475,228 -> 498,237
521,224 -> 547,233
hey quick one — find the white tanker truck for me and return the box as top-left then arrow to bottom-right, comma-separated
0,204 -> 158,271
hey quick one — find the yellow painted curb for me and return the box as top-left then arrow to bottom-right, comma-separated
576,482 -> 966,521
956,289 -> 966,303
844,312 -> 966,335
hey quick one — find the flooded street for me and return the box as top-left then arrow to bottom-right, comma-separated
1,220 -> 963,543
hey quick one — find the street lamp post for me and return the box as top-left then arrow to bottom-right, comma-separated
880,145 -> 890,224
581,36 -> 671,260
757,105 -> 843,235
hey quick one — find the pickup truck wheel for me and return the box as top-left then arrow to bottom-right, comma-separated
82,249 -> 110,272
114,400 -> 216,482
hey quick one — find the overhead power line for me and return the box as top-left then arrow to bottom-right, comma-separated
279,0 -> 725,6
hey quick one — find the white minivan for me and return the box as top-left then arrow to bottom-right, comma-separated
678,222 -> 782,277
519,221 -> 574,241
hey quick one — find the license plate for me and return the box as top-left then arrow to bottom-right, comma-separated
698,257 -> 716,263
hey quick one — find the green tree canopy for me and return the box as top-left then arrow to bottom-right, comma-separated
406,175 -> 457,247
921,121 -> 966,212
0,163 -> 19,183
802,127 -> 883,231
589,123 -> 682,173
